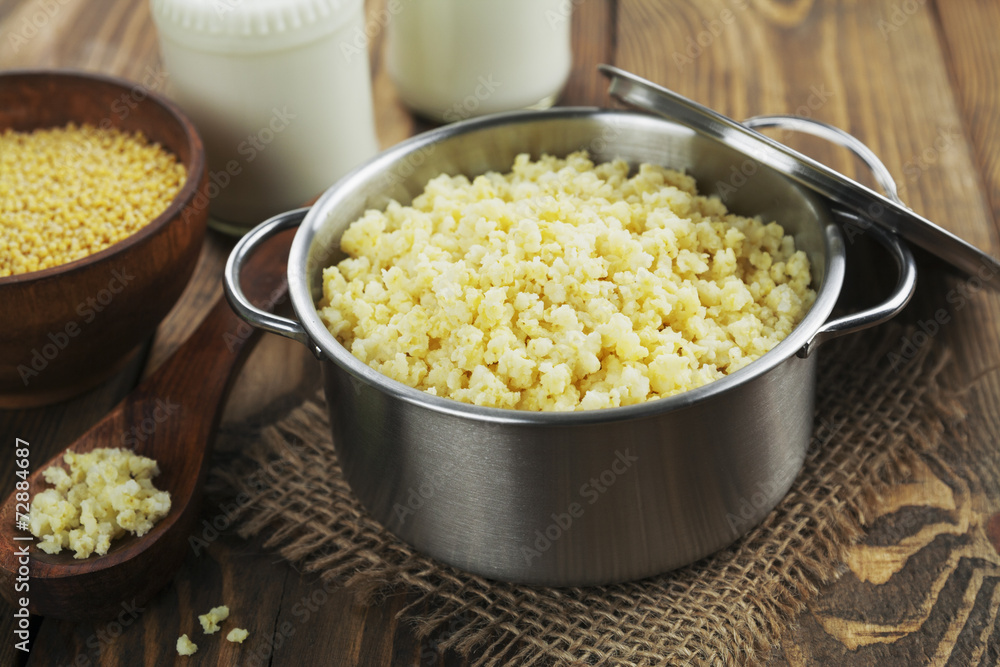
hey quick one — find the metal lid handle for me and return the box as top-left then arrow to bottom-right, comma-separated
742,115 -> 903,205
744,115 -> 918,356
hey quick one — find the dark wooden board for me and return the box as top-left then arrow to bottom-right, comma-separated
1,0 -> 998,664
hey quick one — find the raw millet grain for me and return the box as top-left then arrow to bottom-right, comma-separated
319,151 -> 816,411
0,123 -> 186,277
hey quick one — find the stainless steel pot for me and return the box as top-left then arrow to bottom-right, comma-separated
224,108 -> 916,586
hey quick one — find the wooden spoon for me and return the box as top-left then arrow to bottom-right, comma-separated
0,229 -> 294,621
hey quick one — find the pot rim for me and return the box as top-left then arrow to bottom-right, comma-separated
287,107 -> 846,426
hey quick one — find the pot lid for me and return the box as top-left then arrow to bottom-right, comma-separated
600,64 -> 1000,288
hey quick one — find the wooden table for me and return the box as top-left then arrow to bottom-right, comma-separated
2,0 -> 999,664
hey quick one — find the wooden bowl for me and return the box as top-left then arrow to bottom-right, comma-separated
0,70 -> 208,408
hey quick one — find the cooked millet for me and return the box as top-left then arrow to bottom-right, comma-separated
318,151 -> 816,411
28,447 -> 171,558
199,605 -> 230,634
176,634 -> 198,656
226,628 -> 249,643
0,123 -> 186,277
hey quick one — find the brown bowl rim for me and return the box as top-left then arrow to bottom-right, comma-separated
0,68 -> 206,287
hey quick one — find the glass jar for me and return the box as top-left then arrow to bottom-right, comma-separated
387,0 -> 573,123
150,0 -> 379,234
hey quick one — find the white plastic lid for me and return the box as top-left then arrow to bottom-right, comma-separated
150,0 -> 359,54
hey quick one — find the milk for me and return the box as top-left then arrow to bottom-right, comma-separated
387,0 -> 573,122
150,0 -> 379,233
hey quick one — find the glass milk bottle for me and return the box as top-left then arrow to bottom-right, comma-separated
387,0 -> 573,123
150,0 -> 379,234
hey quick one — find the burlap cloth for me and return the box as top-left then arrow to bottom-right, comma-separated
210,326 -> 967,666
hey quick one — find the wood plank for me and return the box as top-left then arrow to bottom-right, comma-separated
143,240 -> 229,377
933,0 -> 1000,238
25,531 -> 289,667
930,0 -> 1000,492
0,351 -> 148,664
0,0 -> 331,660
3,0 -> 999,664
615,0 -> 997,243
268,575 -> 416,666
561,0 -> 617,108
774,453 -> 1000,666
615,1 -> 1000,664
614,0 -> 1000,417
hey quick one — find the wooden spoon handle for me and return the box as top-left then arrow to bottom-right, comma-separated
0,228 -> 296,619
125,227 -> 297,448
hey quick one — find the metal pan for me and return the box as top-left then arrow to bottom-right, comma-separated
225,108 -> 915,585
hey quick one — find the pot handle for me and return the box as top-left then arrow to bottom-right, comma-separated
800,215 -> 916,357
741,115 -> 918,357
224,208 -> 324,357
